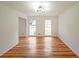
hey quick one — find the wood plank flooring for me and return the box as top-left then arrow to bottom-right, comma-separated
1,36 -> 77,58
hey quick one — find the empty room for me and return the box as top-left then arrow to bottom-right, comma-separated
0,1 -> 79,58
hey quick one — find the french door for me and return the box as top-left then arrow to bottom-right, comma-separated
29,19 -> 36,36
28,19 -> 52,36
45,20 -> 52,36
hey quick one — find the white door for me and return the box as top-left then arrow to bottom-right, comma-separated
19,17 -> 26,36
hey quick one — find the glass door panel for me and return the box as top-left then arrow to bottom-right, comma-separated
45,20 -> 51,36
29,20 -> 36,36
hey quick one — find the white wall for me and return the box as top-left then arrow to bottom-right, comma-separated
27,16 -> 58,36
59,2 -> 79,57
0,4 -> 26,56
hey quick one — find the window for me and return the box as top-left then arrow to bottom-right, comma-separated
29,20 -> 36,36
45,20 -> 51,36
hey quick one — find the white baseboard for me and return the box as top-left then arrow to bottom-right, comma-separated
27,35 -> 57,37
58,35 -> 79,57
19,35 -> 26,38
0,41 -> 18,56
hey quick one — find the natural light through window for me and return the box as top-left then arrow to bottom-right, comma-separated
45,20 -> 51,36
44,37 -> 52,56
29,20 -> 36,36
28,37 -> 36,53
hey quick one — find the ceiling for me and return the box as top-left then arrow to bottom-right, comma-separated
0,1 -> 78,16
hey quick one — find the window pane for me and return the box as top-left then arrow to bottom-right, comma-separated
29,20 -> 36,36
45,20 -> 51,35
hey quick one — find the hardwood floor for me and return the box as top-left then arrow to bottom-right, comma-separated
1,36 -> 77,58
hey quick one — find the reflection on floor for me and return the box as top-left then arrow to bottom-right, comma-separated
1,36 -> 77,58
